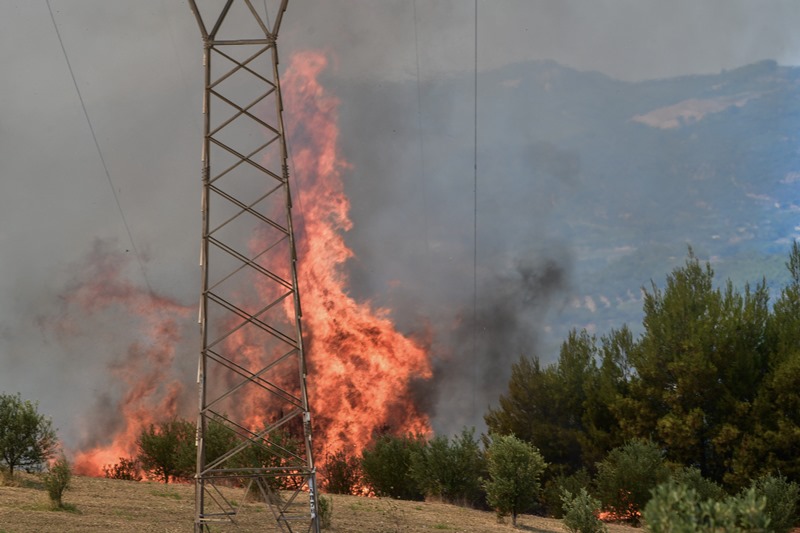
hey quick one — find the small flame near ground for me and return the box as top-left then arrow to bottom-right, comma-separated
63,50 -> 432,475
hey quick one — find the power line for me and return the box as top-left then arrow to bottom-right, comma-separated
472,0 -> 479,418
45,0 -> 153,294
412,1 -> 432,298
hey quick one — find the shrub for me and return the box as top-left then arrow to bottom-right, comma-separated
103,457 -> 142,481
541,468 -> 592,518
317,494 -> 332,529
643,480 -> 771,532
561,487 -> 607,533
642,479 -> 701,532
409,427 -> 485,506
321,450 -> 361,495
361,434 -> 426,500
748,473 -> 800,533
594,439 -> 670,523
43,455 -> 71,508
482,434 -> 548,527
671,467 -> 726,502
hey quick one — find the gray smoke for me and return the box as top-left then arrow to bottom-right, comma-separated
1,1 -> 798,450
330,62 -> 583,434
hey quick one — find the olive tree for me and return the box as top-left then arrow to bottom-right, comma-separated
137,418 -> 195,483
0,393 -> 58,478
482,434 -> 547,527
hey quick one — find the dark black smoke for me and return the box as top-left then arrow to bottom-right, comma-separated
419,254 -> 570,435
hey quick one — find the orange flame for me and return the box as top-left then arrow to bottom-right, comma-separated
282,51 -> 433,457
57,244 -> 191,477
66,50 -> 432,477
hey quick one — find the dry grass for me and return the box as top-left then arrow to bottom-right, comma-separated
0,473 -> 640,533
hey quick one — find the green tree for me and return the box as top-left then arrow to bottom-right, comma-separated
482,434 -> 548,527
594,439 -> 670,523
409,427 -> 485,506
485,355 -> 559,456
486,329 -> 625,476
202,417 -> 241,468
137,418 -> 195,483
582,327 -> 634,466
361,433 -> 425,500
0,393 -> 58,478
618,251 -> 771,482
486,351 -> 583,473
561,487 -> 607,533
768,241 -> 800,361
624,253 -> 720,469
738,242 -> 800,485
556,330 -> 601,469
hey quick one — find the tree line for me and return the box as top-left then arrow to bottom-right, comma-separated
3,243 -> 800,529
486,243 -> 800,490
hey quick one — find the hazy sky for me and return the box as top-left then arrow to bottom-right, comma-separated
2,0 -> 799,444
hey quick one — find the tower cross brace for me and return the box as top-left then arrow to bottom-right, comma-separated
187,1 -> 319,531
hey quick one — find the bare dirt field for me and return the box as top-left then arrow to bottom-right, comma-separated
0,474 -> 640,533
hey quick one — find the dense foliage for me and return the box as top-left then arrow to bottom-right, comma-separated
594,439 -> 670,523
409,427 -> 485,506
482,434 -> 547,527
643,480 -> 771,532
561,487 -> 607,533
360,433 -> 425,500
749,474 -> 800,533
0,392 -> 58,478
135,417 -> 303,487
486,244 -> 800,492
321,450 -> 361,494
137,419 -> 195,483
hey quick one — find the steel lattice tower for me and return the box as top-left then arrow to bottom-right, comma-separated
187,1 -> 319,531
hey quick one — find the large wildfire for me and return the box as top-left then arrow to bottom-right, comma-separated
65,50 -> 432,476
284,51 -> 433,454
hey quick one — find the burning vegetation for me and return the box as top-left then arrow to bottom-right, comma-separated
60,50 -> 433,477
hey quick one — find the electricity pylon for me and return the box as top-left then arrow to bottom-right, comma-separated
187,1 -> 319,531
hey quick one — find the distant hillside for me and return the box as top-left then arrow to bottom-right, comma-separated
298,59 -> 800,433
333,59 -> 799,345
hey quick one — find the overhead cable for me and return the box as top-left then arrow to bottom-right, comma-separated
45,0 -> 154,294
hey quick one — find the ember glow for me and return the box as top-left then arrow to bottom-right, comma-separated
282,51 -> 433,456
